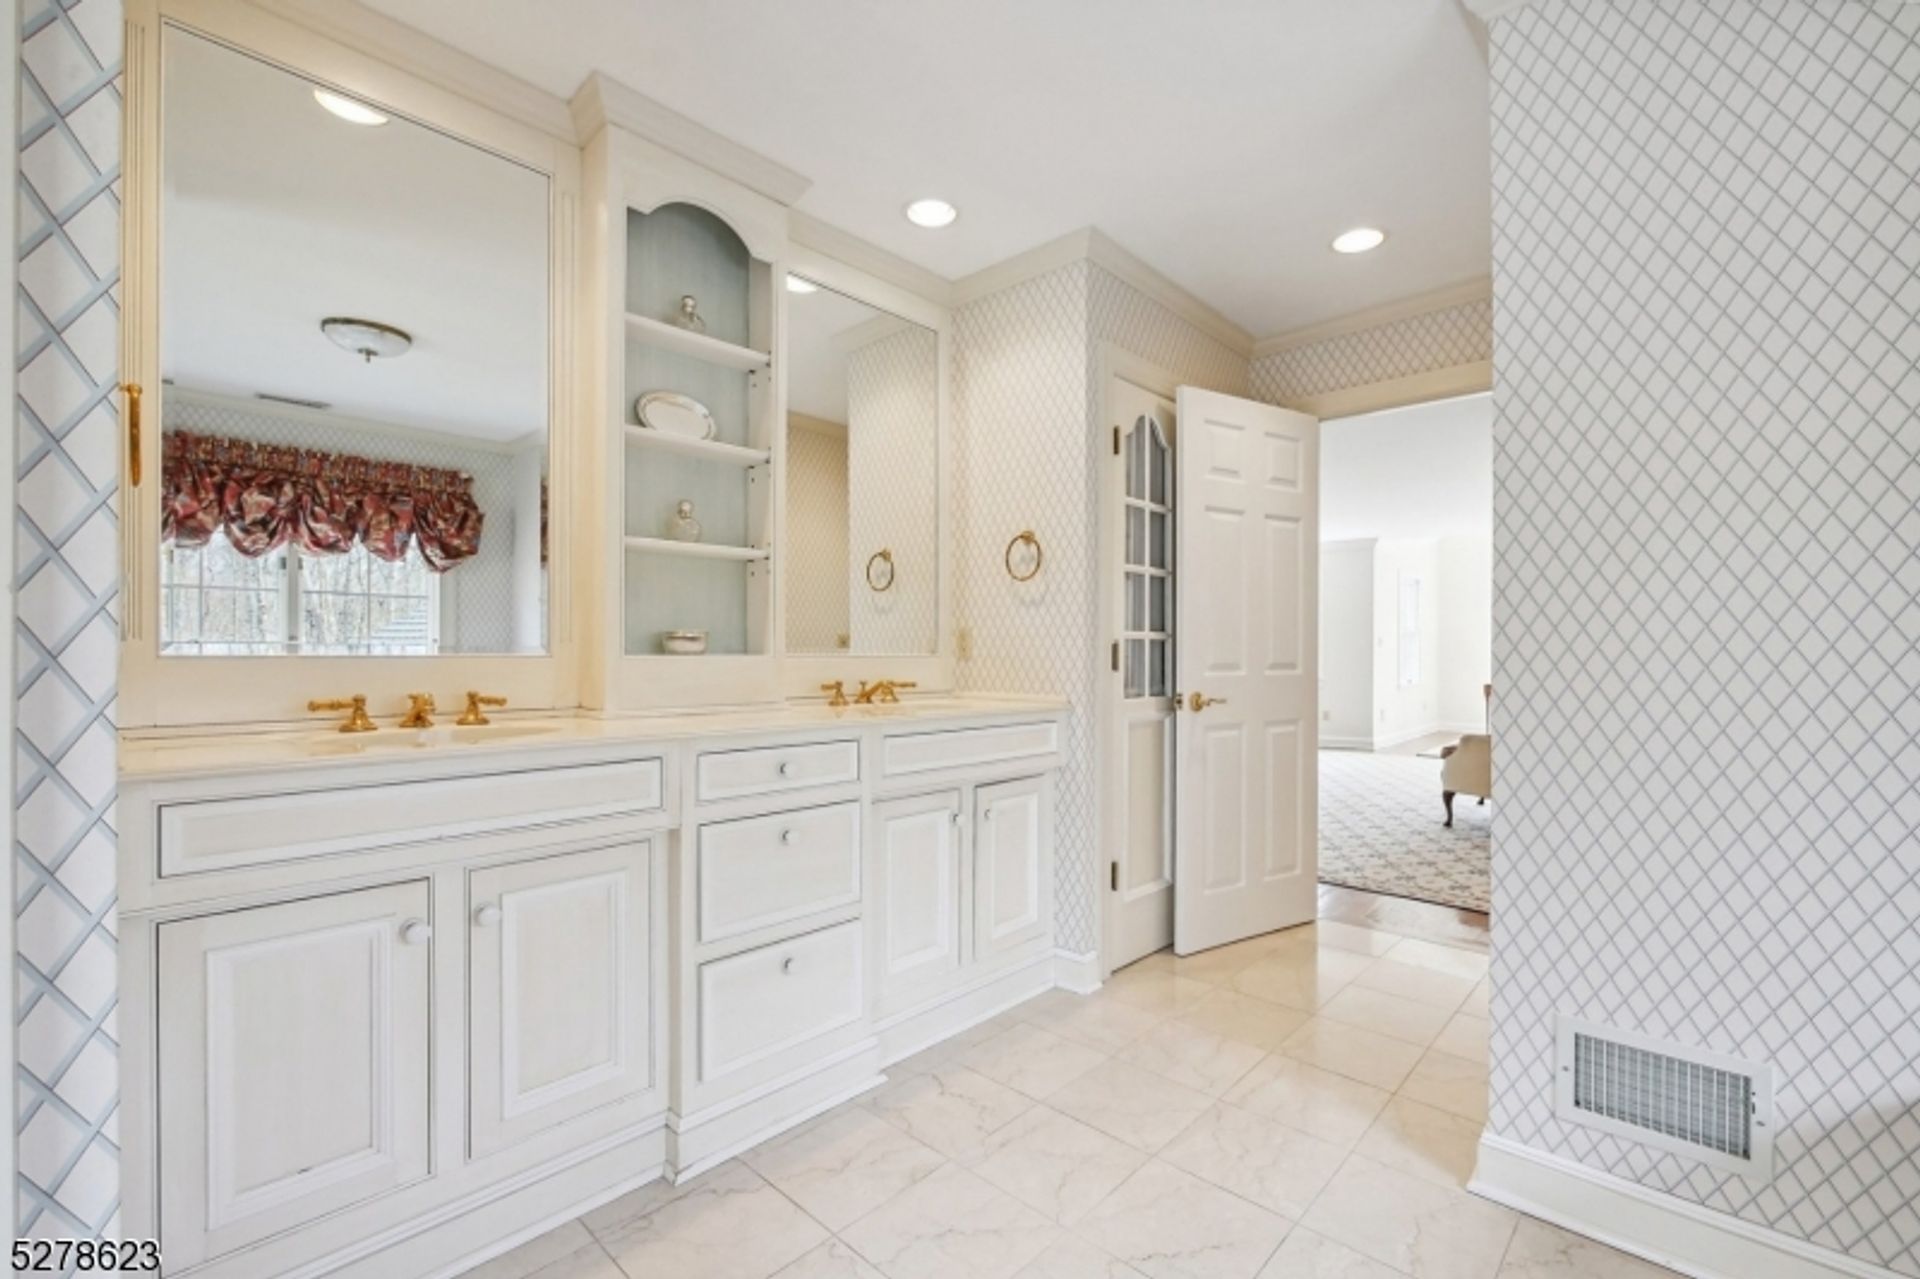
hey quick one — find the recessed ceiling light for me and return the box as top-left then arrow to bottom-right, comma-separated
1331,226 -> 1386,255
785,275 -> 819,294
313,88 -> 389,127
904,198 -> 958,229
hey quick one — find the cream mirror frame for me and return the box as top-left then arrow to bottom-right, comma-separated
777,241 -> 953,699
118,0 -> 580,728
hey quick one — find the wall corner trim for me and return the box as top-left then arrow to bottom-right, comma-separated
1471,1134 -> 1900,1279
569,71 -> 813,206
789,211 -> 955,307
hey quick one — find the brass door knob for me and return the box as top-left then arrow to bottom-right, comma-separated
1187,692 -> 1228,713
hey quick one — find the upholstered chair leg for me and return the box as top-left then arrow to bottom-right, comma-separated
1443,790 -> 1455,827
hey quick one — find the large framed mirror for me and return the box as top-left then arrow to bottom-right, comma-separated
120,0 -> 578,727
779,245 -> 951,694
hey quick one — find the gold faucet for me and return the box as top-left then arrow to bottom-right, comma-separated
820,681 -> 849,708
457,691 -> 508,726
309,695 -> 376,733
399,693 -> 437,729
855,679 -> 919,705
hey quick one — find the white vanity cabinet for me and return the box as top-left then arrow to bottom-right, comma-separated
156,882 -> 435,1272
468,843 -> 656,1158
118,702 -> 1062,1279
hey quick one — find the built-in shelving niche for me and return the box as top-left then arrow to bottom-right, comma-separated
621,202 -> 774,657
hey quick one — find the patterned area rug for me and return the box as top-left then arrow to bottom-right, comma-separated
1319,749 -> 1491,913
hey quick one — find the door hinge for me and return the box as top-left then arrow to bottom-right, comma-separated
1113,425 -> 1121,456
1110,862 -> 1118,891
1111,640 -> 1120,672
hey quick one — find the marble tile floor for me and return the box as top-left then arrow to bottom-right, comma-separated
460,917 -> 1679,1279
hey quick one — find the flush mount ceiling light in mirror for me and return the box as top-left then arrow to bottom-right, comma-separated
312,87 -> 388,126
1331,226 -> 1386,254
785,275 -> 819,294
321,316 -> 412,363
904,198 -> 958,229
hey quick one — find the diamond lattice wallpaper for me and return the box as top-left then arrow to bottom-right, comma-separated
953,260 -> 1248,956
1487,2 -> 1920,1274
15,0 -> 124,1242
1250,296 -> 1491,407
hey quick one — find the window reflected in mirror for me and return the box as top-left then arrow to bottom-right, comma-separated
783,278 -> 938,656
158,28 -> 550,656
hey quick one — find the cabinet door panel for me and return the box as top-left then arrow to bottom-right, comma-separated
975,777 -> 1051,959
469,842 -> 653,1157
871,791 -> 963,1006
158,881 -> 432,1269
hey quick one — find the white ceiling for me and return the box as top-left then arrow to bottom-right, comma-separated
1321,392 -> 1490,543
363,0 -> 1492,337
161,27 -> 549,442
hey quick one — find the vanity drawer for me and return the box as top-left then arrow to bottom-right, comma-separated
698,803 -> 861,943
158,759 -> 665,877
697,920 -> 863,1081
695,739 -> 859,803
882,721 -> 1060,777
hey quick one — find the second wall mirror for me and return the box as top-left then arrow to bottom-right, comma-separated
783,276 -> 939,657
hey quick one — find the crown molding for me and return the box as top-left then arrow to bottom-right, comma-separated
1461,0 -> 1536,18
1083,229 -> 1253,356
570,72 -> 812,207
1251,276 -> 1492,359
247,0 -> 578,143
952,227 -> 1254,356
789,211 -> 955,307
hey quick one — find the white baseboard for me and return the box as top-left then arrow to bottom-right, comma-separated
1471,1134 -> 1896,1279
1318,734 -> 1377,751
1373,721 -> 1483,751
1051,949 -> 1101,993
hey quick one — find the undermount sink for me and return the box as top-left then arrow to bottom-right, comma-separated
306,723 -> 568,754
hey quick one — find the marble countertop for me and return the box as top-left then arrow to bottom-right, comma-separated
118,693 -> 1069,782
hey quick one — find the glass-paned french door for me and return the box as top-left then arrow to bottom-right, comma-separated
1122,412 -> 1172,699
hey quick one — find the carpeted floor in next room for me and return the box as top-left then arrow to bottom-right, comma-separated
1319,749 -> 1490,914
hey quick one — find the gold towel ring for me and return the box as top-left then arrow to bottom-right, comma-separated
1005,530 -> 1042,582
865,548 -> 896,592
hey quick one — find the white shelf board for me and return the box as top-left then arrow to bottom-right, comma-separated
623,535 -> 769,563
625,313 -> 769,370
623,425 -> 770,467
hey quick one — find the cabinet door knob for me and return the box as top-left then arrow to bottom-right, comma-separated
777,761 -> 795,777
781,956 -> 797,975
474,904 -> 503,928
780,828 -> 799,845
400,919 -> 433,946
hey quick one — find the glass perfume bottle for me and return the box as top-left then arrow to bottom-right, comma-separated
672,294 -> 707,333
667,499 -> 703,542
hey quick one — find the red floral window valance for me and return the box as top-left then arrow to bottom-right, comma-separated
161,431 -> 484,572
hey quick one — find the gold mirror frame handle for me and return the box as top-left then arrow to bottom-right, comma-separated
865,548 -> 895,592
124,383 -> 143,486
1005,529 -> 1042,582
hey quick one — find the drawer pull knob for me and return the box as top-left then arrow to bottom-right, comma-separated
781,828 -> 799,845
782,957 -> 797,975
474,904 -> 502,928
777,761 -> 795,777
400,919 -> 433,946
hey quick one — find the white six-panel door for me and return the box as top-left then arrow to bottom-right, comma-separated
157,881 -> 433,1269
1173,387 -> 1319,954
468,842 -> 653,1157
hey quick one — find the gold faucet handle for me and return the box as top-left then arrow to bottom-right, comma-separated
819,681 -> 848,708
308,694 -> 377,733
457,691 -> 508,726
876,679 -> 918,704
400,692 -> 436,728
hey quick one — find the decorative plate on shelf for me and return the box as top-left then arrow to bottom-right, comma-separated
636,391 -> 717,440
